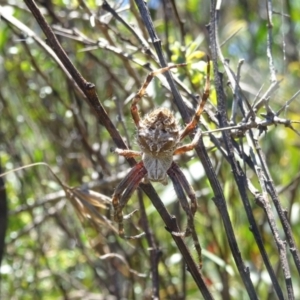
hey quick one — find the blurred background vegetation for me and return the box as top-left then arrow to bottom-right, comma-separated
0,0 -> 300,299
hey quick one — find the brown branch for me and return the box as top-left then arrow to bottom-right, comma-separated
134,0 -> 190,122
137,189 -> 160,299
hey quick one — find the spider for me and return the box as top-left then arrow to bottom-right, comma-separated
112,57 -> 210,267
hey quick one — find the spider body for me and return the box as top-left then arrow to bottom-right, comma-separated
137,107 -> 180,185
112,59 -> 210,268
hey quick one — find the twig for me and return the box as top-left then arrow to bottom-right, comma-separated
134,0 -> 190,122
229,59 -> 245,124
100,253 -> 147,278
266,0 -> 277,83
102,0 -> 154,58
139,183 -> 213,299
0,12 -> 84,97
276,89 -> 300,116
169,0 -> 186,45
137,189 -> 160,300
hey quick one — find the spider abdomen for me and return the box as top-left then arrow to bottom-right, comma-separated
142,153 -> 172,185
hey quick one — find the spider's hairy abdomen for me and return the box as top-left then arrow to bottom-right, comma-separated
142,153 -> 173,185
136,107 -> 181,184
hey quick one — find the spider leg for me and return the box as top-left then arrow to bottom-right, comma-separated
131,63 -> 187,127
114,148 -> 142,158
167,162 -> 202,268
173,129 -> 201,155
112,161 -> 147,239
170,162 -> 198,217
179,56 -> 210,141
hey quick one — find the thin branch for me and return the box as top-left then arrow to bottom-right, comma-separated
137,189 -> 160,300
276,89 -> 300,116
134,0 -> 190,122
266,0 -> 278,83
